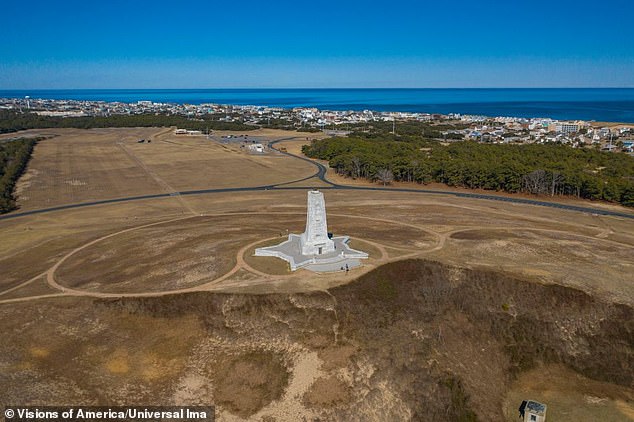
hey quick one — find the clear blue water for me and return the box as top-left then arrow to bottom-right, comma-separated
2,88 -> 634,122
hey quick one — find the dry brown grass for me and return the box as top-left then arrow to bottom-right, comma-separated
0,259 -> 631,420
329,214 -> 436,249
207,351 -> 290,417
347,238 -> 382,259
15,128 -> 163,210
304,375 -> 351,408
243,238 -> 293,275
55,215 -> 302,293
14,128 -> 316,212
0,297 -> 204,404
1,128 -> 633,420
438,228 -> 634,305
2,187 -> 633,304
503,364 -> 634,421
124,132 -> 315,191
0,276 -> 59,300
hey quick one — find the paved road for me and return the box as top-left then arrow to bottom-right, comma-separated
1,136 -> 633,221
268,139 -> 333,185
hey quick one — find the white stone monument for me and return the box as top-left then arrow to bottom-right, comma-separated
300,190 -> 335,256
255,190 -> 368,272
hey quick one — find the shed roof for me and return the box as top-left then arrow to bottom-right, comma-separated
526,400 -> 547,415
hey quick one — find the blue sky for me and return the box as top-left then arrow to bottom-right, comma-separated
1,0 -> 633,88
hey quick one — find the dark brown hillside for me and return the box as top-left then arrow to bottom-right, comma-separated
1,259 -> 631,420
95,259 -> 632,420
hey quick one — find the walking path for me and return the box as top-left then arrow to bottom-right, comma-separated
1,130 -> 633,304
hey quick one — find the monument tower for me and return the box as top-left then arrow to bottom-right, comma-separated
301,190 -> 335,255
255,190 -> 368,272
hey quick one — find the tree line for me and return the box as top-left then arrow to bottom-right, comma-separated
0,110 -> 257,133
0,137 -> 37,213
302,136 -> 634,207
346,120 -> 469,139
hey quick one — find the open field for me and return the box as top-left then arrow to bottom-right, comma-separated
1,128 -> 633,420
503,364 -> 634,421
14,128 -> 164,210
14,128 -> 317,211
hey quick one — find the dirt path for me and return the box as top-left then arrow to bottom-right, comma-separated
0,272 -> 47,297
2,204 -> 633,306
2,129 -> 633,304
0,212 -> 426,304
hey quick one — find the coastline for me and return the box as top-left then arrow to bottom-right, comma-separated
2,88 -> 634,122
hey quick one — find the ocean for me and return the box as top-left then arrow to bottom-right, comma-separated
1,88 -> 634,122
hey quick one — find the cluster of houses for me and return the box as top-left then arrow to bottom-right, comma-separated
455,116 -> 633,152
1,96 -> 632,154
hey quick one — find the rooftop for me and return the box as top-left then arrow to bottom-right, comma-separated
526,400 -> 547,415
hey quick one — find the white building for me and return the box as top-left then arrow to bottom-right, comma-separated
552,122 -> 579,133
255,190 -> 368,272
247,143 -> 265,153
520,400 -> 547,422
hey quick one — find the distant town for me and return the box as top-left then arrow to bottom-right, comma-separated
1,96 -> 633,154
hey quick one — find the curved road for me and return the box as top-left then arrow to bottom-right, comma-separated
1,136 -> 633,221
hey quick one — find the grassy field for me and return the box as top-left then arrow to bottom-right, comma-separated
0,127 -> 632,420
13,128 -> 317,211
2,187 -> 633,302
503,364 -> 634,421
15,128 -> 162,210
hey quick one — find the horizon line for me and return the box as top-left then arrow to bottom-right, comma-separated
1,87 -> 634,91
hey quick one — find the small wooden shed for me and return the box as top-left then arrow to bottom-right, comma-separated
519,400 -> 547,422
